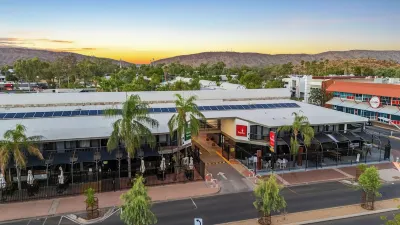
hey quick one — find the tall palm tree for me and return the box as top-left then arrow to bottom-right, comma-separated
278,111 -> 314,167
168,94 -> 205,153
162,65 -> 169,82
0,124 -> 43,190
104,95 -> 159,178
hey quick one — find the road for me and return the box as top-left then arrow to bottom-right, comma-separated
3,182 -> 400,225
310,210 -> 400,225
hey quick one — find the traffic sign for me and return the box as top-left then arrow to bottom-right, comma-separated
194,218 -> 203,225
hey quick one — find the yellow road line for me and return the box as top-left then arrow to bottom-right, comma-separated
215,151 -> 232,165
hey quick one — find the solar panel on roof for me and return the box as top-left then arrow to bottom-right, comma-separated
242,105 -> 250,109
216,106 -> 224,110
80,110 -> 90,115
71,111 -> 80,116
4,113 -> 16,119
53,111 -> 63,117
0,113 -> 6,119
88,110 -> 98,115
236,105 -> 245,109
197,106 -> 205,111
254,104 -> 263,109
153,108 -> 161,113
249,105 -> 256,109
161,108 -> 169,112
168,108 -> 177,112
61,111 -> 72,117
210,106 -> 218,110
222,105 -> 231,110
43,112 -> 54,117
98,110 -> 104,115
202,106 -> 210,110
24,112 -> 35,118
14,113 -> 26,119
34,112 -> 45,118
229,105 -> 238,109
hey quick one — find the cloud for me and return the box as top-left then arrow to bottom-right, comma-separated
0,37 -> 74,45
51,47 -> 100,52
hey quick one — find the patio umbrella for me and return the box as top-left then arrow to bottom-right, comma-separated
0,173 -> 6,189
58,166 -> 64,185
140,159 -> 146,174
27,170 -> 34,185
188,157 -> 194,170
160,157 -> 166,171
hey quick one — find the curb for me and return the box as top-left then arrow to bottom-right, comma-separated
0,187 -> 221,224
390,135 -> 400,141
286,207 -> 399,225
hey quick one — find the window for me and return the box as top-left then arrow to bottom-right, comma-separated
362,95 -> 372,102
333,92 -> 340,97
355,94 -> 362,101
381,96 -> 391,106
392,98 -> 400,106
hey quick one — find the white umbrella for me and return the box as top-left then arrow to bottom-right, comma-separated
188,157 -> 194,170
27,170 -> 34,185
0,173 -> 6,189
58,166 -> 64,185
160,157 -> 166,171
140,159 -> 146,174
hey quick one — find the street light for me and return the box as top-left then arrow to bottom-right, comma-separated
94,151 -> 101,182
116,151 -> 123,180
45,158 -> 53,187
70,154 -> 78,184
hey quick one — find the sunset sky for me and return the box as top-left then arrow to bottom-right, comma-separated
1,0 -> 399,64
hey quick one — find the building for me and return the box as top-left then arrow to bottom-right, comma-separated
283,75 -> 376,103
1,88 -> 387,202
326,81 -> 400,127
219,82 -> 245,90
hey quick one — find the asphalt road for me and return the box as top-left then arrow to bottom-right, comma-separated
3,181 -> 400,225
310,210 -> 400,225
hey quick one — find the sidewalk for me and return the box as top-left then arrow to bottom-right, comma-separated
218,198 -> 399,225
0,181 -> 219,222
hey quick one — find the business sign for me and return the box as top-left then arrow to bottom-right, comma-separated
236,125 -> 247,137
269,131 -> 276,148
369,96 -> 381,109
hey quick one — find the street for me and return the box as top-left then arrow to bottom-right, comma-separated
310,210 -> 400,225
3,181 -> 400,225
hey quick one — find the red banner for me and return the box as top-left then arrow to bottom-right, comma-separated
269,131 -> 276,147
236,125 -> 247,137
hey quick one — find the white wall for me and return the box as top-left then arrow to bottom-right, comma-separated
220,118 -> 250,141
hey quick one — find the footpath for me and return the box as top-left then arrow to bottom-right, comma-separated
218,198 -> 399,225
0,181 -> 219,222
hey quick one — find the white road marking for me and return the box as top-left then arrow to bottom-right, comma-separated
42,217 -> 48,225
217,172 -> 227,180
26,220 -> 31,225
191,197 -> 198,209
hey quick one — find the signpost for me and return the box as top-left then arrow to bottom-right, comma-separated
194,218 -> 203,225
269,131 -> 276,152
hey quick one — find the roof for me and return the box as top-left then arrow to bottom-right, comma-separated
326,98 -> 400,114
0,89 -> 289,108
0,99 -> 368,141
326,81 -> 400,98
220,82 -> 246,90
199,80 -> 217,87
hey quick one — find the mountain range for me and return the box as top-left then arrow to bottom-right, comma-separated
0,47 -> 131,66
154,50 -> 400,67
1,47 -> 400,68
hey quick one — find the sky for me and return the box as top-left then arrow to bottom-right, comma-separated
1,0 -> 399,64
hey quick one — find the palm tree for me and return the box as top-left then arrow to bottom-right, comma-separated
168,94 -> 205,145
162,65 -> 169,82
278,111 -> 314,167
0,124 -> 43,190
105,95 -> 159,178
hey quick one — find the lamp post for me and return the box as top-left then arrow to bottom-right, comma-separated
45,158 -> 53,187
116,151 -> 123,180
70,155 -> 78,184
94,152 -> 101,182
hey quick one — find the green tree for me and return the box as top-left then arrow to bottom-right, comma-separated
0,124 -> 43,190
168,94 -> 205,146
14,57 -> 47,89
120,176 -> 157,225
59,54 -> 78,87
77,59 -> 97,87
308,88 -> 332,106
253,174 -> 287,225
264,80 -> 284,89
358,166 -> 382,210
278,112 -> 315,167
240,71 -> 263,89
105,95 -> 159,178
162,64 -> 169,82
381,206 -> 400,224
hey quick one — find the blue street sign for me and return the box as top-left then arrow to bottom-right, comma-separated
194,218 -> 203,225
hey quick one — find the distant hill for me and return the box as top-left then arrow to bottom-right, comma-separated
154,50 -> 400,67
0,47 -> 132,66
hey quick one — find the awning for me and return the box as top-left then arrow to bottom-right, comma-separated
340,132 -> 361,142
100,148 -> 127,160
53,152 -> 73,164
76,151 -> 95,163
326,98 -> 347,106
330,132 -> 350,143
377,106 -> 400,115
313,133 -> 334,144
352,132 -> 373,142
26,154 -> 46,167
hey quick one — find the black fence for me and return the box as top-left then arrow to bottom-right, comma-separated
0,158 -> 206,203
